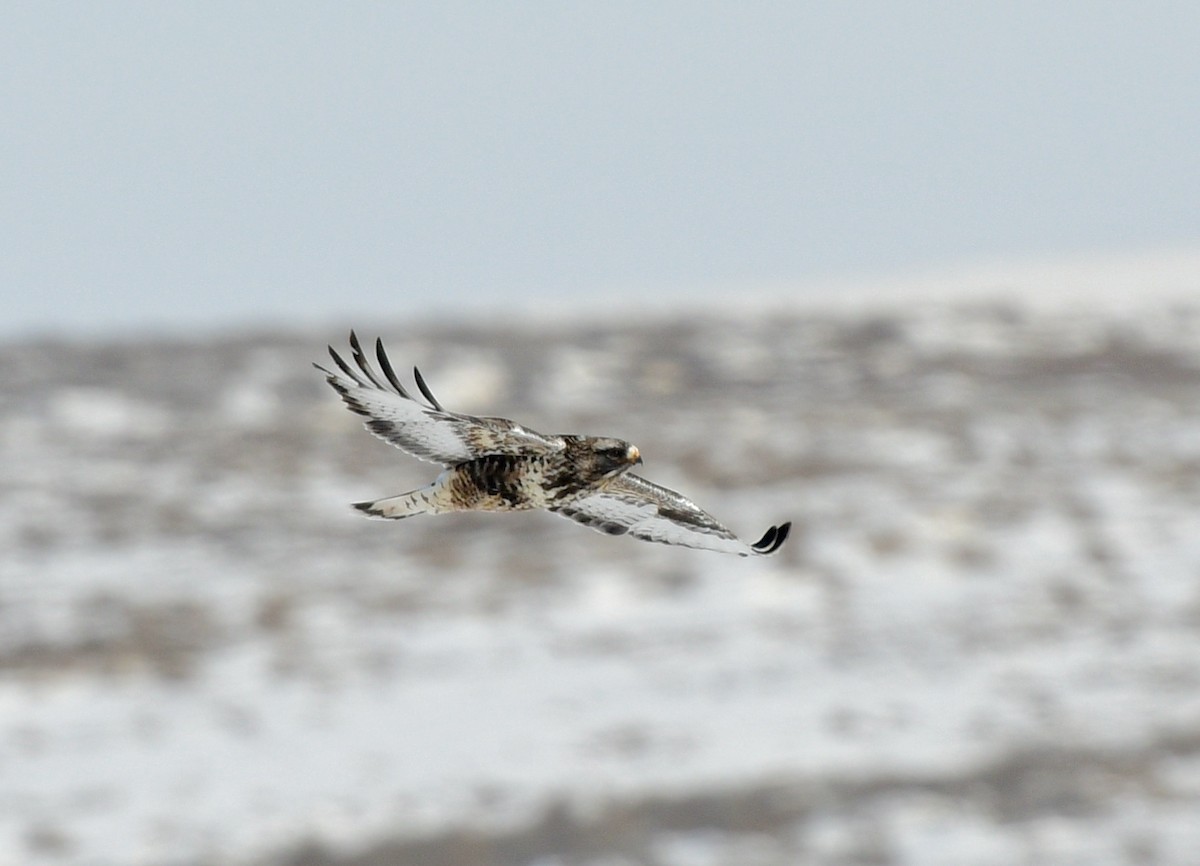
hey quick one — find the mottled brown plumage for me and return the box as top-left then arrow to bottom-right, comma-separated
315,332 -> 789,556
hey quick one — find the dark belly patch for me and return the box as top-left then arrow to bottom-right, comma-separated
456,455 -> 535,510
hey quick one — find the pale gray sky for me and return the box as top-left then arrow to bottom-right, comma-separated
3,2 -> 1199,337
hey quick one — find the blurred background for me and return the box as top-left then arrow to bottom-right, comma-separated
3,4 -> 1200,865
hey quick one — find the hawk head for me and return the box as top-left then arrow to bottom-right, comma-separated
579,436 -> 643,480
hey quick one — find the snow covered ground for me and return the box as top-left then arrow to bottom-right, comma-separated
3,297 -> 1200,865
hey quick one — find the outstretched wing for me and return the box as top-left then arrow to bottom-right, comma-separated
551,473 -> 790,557
315,331 -> 563,466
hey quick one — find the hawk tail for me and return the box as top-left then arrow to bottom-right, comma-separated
352,484 -> 438,520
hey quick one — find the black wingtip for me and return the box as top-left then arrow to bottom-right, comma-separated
348,332 -> 390,390
321,333 -> 441,412
412,365 -> 444,411
751,521 -> 791,555
374,337 -> 412,399
326,344 -> 367,386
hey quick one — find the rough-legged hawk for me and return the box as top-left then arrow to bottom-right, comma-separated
315,332 -> 790,556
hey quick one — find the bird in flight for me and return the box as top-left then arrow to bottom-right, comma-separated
315,332 -> 790,556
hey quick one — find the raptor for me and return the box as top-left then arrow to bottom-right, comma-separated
316,332 -> 790,556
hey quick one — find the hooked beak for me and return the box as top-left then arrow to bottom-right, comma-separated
627,445 -> 642,465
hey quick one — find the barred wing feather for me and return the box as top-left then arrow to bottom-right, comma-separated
553,474 -> 790,557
